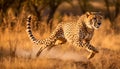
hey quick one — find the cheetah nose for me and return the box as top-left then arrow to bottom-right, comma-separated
98,23 -> 101,25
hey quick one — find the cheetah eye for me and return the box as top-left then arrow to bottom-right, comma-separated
100,17 -> 102,19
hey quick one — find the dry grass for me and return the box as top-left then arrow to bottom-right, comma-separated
0,2 -> 120,68
0,0 -> 120,69
0,15 -> 120,69
0,1 -> 120,69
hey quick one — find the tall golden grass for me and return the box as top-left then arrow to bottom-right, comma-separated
0,14 -> 120,69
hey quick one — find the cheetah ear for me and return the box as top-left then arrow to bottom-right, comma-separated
86,12 -> 91,18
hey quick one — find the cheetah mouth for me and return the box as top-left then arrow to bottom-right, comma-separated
96,26 -> 100,28
93,25 -> 100,29
93,23 -> 101,29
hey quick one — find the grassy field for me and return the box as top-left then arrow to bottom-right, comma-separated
0,0 -> 120,69
0,16 -> 120,69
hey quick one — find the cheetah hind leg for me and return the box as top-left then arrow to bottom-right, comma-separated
55,37 -> 67,45
45,37 -> 67,52
36,45 -> 48,57
36,37 -> 67,57
47,37 -> 67,50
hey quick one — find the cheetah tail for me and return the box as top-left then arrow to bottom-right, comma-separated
26,15 -> 39,44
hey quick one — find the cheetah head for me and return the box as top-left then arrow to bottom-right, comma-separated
84,12 -> 103,29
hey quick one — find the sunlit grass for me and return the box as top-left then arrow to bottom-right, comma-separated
0,16 -> 120,69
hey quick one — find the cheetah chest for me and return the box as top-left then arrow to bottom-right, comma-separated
85,33 -> 93,40
82,31 -> 93,41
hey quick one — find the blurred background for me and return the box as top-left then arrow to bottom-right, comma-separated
0,0 -> 120,69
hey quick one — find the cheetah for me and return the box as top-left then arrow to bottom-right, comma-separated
26,12 -> 103,59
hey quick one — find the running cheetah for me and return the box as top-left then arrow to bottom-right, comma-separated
26,12 -> 103,59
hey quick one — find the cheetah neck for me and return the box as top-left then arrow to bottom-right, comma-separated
77,15 -> 94,33
83,23 -> 94,33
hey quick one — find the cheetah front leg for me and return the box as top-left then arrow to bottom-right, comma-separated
85,44 -> 99,59
80,40 -> 99,59
73,40 -> 98,59
87,52 -> 96,59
